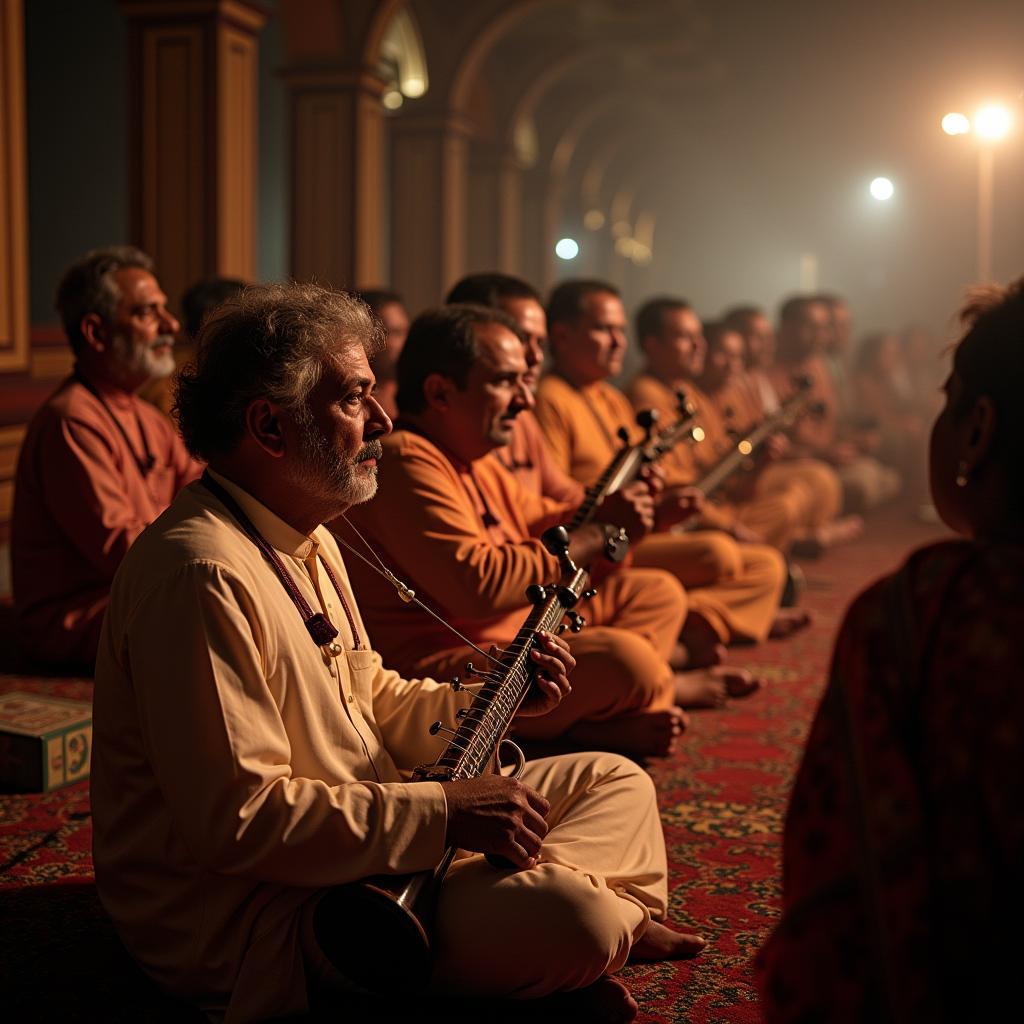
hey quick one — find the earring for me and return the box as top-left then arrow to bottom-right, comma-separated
955,460 -> 969,488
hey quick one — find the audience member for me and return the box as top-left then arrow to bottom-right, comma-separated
758,277 -> 1024,1022
11,246 -> 200,668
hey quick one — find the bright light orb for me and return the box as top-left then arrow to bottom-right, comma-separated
555,237 -> 580,260
975,104 -> 1013,140
382,89 -> 404,111
869,176 -> 895,201
941,112 -> 971,136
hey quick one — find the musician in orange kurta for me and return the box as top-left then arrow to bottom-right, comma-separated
631,308 -> 850,553
770,297 -> 901,512
11,247 -> 201,668
342,304 -> 690,758
537,282 -> 802,659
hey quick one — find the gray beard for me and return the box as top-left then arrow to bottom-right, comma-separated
288,415 -> 379,509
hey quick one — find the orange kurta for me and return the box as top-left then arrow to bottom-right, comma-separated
769,358 -> 901,512
631,374 -> 843,547
341,429 -> 687,739
11,372 -> 201,666
534,375 -> 785,642
491,411 -> 586,510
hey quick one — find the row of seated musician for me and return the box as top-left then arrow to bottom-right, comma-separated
17,244 -> 1022,1019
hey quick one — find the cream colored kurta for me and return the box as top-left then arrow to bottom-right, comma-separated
92,472 -> 669,1020
92,472 -> 457,1021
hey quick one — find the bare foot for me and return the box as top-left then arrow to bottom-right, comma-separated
818,514 -> 864,546
536,975 -> 638,1023
792,515 -> 864,557
679,612 -> 727,669
673,666 -> 763,709
567,708 -> 688,757
769,607 -> 812,639
630,919 -> 707,962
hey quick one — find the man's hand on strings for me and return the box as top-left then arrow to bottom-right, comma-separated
516,629 -> 575,718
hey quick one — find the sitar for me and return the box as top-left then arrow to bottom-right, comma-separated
317,525 -> 595,993
569,389 -> 702,557
690,375 -> 819,499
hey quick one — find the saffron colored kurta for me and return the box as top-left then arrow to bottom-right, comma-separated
629,373 -> 843,549
769,357 -> 900,511
11,372 -> 200,666
341,429 -> 687,739
534,375 -> 785,643
758,540 -> 1024,1021
92,472 -> 670,1020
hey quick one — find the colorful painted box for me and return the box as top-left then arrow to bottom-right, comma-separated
0,692 -> 92,792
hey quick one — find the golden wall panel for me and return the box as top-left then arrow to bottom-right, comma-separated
0,0 -> 29,373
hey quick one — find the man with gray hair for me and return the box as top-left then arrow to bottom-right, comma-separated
91,281 -> 701,1023
11,246 -> 199,668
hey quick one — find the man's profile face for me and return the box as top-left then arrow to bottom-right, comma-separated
647,306 -> 706,379
445,321 -> 533,455
286,343 -> 393,510
105,268 -> 180,388
554,291 -> 627,384
499,296 -> 546,393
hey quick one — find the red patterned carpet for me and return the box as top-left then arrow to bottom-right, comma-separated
0,505 -> 946,1022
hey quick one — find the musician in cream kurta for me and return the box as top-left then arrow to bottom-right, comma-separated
92,283 -> 695,1023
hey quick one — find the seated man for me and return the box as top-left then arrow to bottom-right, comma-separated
342,303 -> 691,755
770,296 -> 900,513
11,246 -> 200,668
91,282 -> 702,1023
535,279 -> 805,665
633,302 -> 857,555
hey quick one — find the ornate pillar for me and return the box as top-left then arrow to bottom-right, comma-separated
390,111 -> 472,312
120,0 -> 267,305
0,0 -> 28,374
284,66 -> 387,289
467,140 -> 524,276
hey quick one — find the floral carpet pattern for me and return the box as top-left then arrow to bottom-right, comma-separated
0,507 -> 944,1022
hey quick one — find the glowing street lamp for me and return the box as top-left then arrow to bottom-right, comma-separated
555,237 -> 580,261
869,176 -> 895,201
941,112 -> 970,136
975,104 -> 1013,140
941,102 -> 1015,281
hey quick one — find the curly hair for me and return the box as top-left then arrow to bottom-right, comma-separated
175,281 -> 383,462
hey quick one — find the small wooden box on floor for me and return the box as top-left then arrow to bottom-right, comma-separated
0,691 -> 92,792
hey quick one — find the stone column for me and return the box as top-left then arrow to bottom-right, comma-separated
390,111 -> 472,312
284,66 -> 387,289
120,0 -> 267,305
0,0 -> 28,373
467,140 -> 524,276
